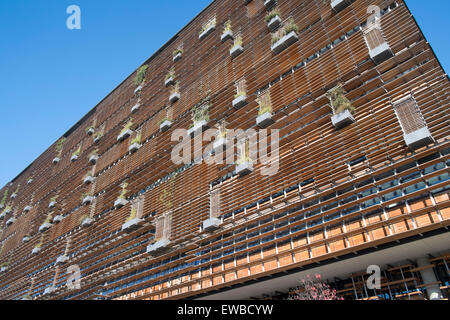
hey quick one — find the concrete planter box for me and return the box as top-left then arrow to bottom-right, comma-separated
27,178 -> 33,185
236,162 -> 253,176
165,77 -> 175,87
129,142 -> 142,153
48,201 -> 56,209
23,236 -> 30,242
232,95 -> 247,109
256,112 -> 274,128
10,193 -> 17,199
159,120 -> 172,132
117,129 -> 133,142
267,15 -> 281,31
188,120 -> 208,137
404,127 -> 434,150
86,128 -> 95,136
213,137 -> 228,153
81,217 -> 93,228
89,155 -> 99,165
32,247 -> 41,255
134,85 -> 142,96
331,109 -> 355,129
203,217 -> 221,232
173,52 -> 182,62
39,222 -> 52,233
3,207 -> 11,215
56,255 -> 69,265
121,218 -> 144,233
264,0 -> 276,8
83,176 -> 95,185
53,215 -> 63,224
230,45 -> 244,58
1,266 -> 8,272
199,25 -> 215,40
70,154 -> 79,162
82,196 -> 94,205
131,102 -> 141,114
221,30 -> 233,42
52,157 -> 60,164
271,31 -> 298,54
6,218 -> 15,226
169,92 -> 180,103
114,198 -> 128,209
0,213 -> 5,220
23,206 -> 32,213
94,136 -> 102,144
331,0 -> 352,13
369,42 -> 393,64
147,239 -> 171,255
44,287 -> 56,296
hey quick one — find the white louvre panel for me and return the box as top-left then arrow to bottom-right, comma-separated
155,216 -> 165,241
162,211 -> 172,241
210,188 -> 221,218
394,96 -> 427,134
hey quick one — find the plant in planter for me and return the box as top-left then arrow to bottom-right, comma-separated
236,139 -> 253,176
83,171 -> 95,185
53,213 -> 63,224
0,206 -> 12,219
129,134 -> 142,153
265,9 -> 282,30
53,138 -> 66,164
165,68 -> 176,87
93,131 -> 103,144
6,216 -> 15,226
85,126 -> 95,136
256,92 -> 275,128
56,254 -> 69,265
117,119 -> 133,142
233,90 -> 248,109
48,196 -> 58,209
23,205 -> 32,213
39,213 -> 53,233
32,241 -> 43,255
159,117 -> 173,132
271,18 -> 299,54
27,176 -> 34,185
169,83 -> 181,103
213,122 -> 228,153
230,34 -> 244,58
121,206 -> 143,233
81,193 -> 94,205
199,17 -> 216,40
11,185 -> 20,199
221,19 -> 233,41
0,190 -> 8,209
71,147 -> 81,162
114,183 -> 129,209
134,64 -> 148,88
1,262 -> 9,272
326,83 -> 355,129
88,149 -> 99,165
173,47 -> 183,62
80,214 -> 93,228
188,103 -> 210,137
22,234 -> 30,242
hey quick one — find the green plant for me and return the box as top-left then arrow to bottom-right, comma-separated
170,83 -> 180,95
79,214 -> 89,224
93,131 -> 103,139
234,91 -> 247,99
0,262 -> 8,268
265,9 -> 281,22
50,195 -> 58,202
131,134 -> 141,145
173,47 -> 183,57
134,64 -> 149,87
223,19 -> 232,33
81,193 -> 92,201
326,84 -> 354,114
199,18 -> 216,35
119,183 -> 128,199
72,147 -> 81,157
271,18 -> 298,44
89,149 -> 99,158
0,190 -> 8,207
237,140 -> 251,164
192,104 -> 210,124
126,207 -> 137,223
55,137 -> 66,154
85,126 -> 94,133
44,213 -> 52,224
121,119 -> 133,135
34,243 -> 42,249
1,206 -> 11,214
165,69 -> 175,81
232,35 -> 243,48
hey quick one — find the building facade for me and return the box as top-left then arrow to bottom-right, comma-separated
0,0 -> 449,300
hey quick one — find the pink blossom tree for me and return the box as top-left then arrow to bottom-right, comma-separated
288,274 -> 344,300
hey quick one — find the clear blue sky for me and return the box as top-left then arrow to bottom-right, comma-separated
0,0 -> 448,188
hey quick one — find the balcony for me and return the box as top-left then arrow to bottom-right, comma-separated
121,218 -> 144,233
230,44 -> 244,58
331,109 -> 355,129
404,127 -> 434,150
236,161 -> 253,176
331,0 -> 352,13
39,222 -> 52,233
56,255 -> 69,266
256,111 -> 274,128
83,175 -> 95,185
271,31 -> 298,54
117,129 -> 133,142
232,94 -> 247,109
188,120 -> 208,137
202,217 -> 221,232
369,42 -> 393,64
146,239 -> 171,255
159,120 -> 173,132
53,215 -> 63,224
114,198 -> 128,209
6,217 -> 15,226
81,217 -> 93,228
